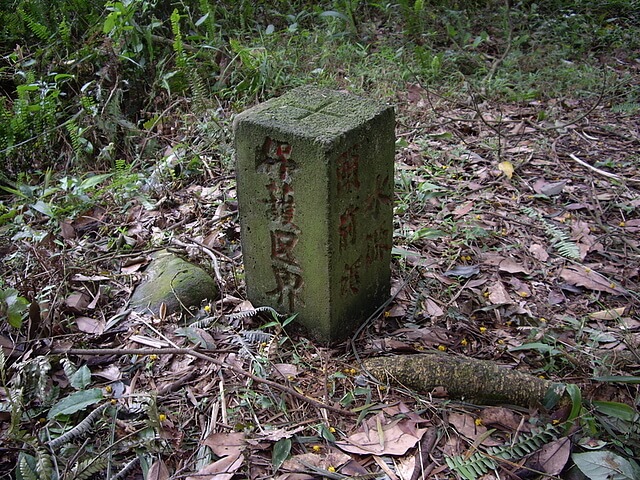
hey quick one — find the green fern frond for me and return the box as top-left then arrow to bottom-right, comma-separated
17,7 -> 50,41
70,456 -> 108,480
446,423 -> 562,480
35,445 -> 54,480
58,18 -> 71,45
66,120 -> 83,158
611,102 -> 640,114
48,403 -> 110,449
111,457 -> 140,480
171,8 -> 186,68
521,207 -> 581,260
18,454 -> 39,480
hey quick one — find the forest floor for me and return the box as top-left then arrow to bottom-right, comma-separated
2,79 -> 639,479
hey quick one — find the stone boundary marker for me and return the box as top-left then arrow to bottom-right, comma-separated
234,86 -> 394,342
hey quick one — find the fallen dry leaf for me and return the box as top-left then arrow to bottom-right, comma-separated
147,459 -> 170,480
185,453 -> 244,480
510,277 -> 532,298
422,297 -> 444,318
336,415 -> 427,456
487,281 -> 512,305
529,243 -> 549,262
75,316 -> 105,335
588,307 -> 627,321
282,451 -> 350,473
479,407 -> 523,431
453,201 -> 473,218
272,363 -> 299,379
498,161 -> 514,179
65,291 -> 91,312
202,432 -> 246,457
559,265 -> 627,295
499,258 -> 529,274
525,437 -> 571,476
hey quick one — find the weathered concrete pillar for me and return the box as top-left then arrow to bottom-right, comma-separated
234,86 -> 394,342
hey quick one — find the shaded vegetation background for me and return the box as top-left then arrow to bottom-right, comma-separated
1,0 -> 639,479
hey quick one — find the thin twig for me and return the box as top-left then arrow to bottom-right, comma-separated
52,347 -> 354,416
567,153 -> 640,183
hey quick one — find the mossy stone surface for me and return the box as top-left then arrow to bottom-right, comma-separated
129,250 -> 218,316
234,86 -> 394,342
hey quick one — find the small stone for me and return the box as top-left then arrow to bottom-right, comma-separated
129,250 -> 218,316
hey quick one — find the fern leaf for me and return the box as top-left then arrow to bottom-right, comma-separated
48,403 -> 110,448
71,456 -> 108,480
111,457 -> 140,480
18,454 -> 39,480
17,7 -> 50,41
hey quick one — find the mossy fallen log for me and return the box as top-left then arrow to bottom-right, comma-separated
363,353 -> 568,407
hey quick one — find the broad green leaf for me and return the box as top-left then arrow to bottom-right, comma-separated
564,383 -> 582,423
31,200 -> 54,217
572,450 -> 640,480
69,365 -> 92,390
79,173 -> 112,190
47,388 -> 103,419
592,376 -> 640,384
318,423 -> 336,443
1,289 -> 29,328
509,342 -> 558,354
195,12 -> 209,27
412,228 -> 446,240
271,438 -> 291,472
593,401 -> 637,422
319,10 -> 348,21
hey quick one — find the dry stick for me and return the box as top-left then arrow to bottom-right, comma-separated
53,347 -> 353,417
567,153 -> 640,184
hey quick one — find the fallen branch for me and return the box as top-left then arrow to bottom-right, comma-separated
568,153 -> 640,184
52,347 -> 353,416
363,353 -> 569,407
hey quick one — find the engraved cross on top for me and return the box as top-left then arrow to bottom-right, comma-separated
288,99 -> 343,121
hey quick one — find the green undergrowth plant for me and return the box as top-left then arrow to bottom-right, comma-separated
521,206 -> 581,260
0,349 -> 168,479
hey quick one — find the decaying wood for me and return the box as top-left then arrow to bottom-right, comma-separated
363,353 -> 567,407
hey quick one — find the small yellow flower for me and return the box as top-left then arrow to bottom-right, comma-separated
483,291 -> 489,297
609,283 -> 616,289
312,445 -> 322,453
105,385 -> 113,394
437,345 -> 447,351
384,310 -> 391,317
329,427 -> 336,433
378,385 -> 387,391
552,419 -> 561,425
517,291 -> 529,298
619,221 -> 626,227
110,399 -> 117,405
328,466 -> 336,473
287,375 -> 295,381
149,354 -> 158,361
479,326 -> 487,333
474,418 -> 483,426
204,304 -> 212,313
460,338 -> 468,346
539,318 -> 547,324
159,413 -> 167,422
497,339 -> 504,345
